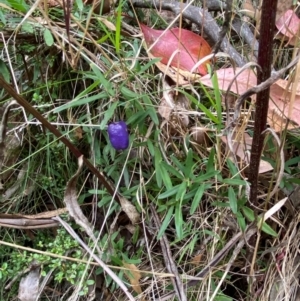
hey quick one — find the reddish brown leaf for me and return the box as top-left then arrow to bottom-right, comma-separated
200,67 -> 300,131
141,24 -> 211,75
276,9 -> 300,44
200,67 -> 257,95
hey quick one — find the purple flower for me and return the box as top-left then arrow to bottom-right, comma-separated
107,121 -> 129,150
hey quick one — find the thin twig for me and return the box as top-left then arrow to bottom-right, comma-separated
159,224 -> 257,301
150,205 -> 187,301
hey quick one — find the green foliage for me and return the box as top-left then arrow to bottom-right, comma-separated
0,229 -> 93,296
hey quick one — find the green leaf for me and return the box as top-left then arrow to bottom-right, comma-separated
147,108 -> 159,125
259,219 -> 277,237
44,29 -> 54,46
160,164 -> 172,190
197,102 -> 219,123
161,162 -> 183,179
115,3 -> 122,53
236,211 -> 246,231
170,154 -> 185,171
175,182 -> 187,201
241,207 -> 277,237
90,63 -> 115,96
120,86 -> 140,99
184,149 -> 194,178
154,148 -> 163,188
241,206 -> 255,221
158,185 -> 181,199
190,183 -> 205,214
99,101 -> 119,130
228,187 -> 237,214
138,58 -> 161,73
206,148 -> 215,173
222,178 -> 248,186
5,0 -> 29,12
175,204 -> 183,239
157,206 -> 174,239
53,91 -> 108,113
193,170 -> 220,183
0,60 -> 10,83
226,159 -> 240,176
211,72 -> 222,128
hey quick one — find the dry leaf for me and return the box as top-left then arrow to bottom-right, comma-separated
119,195 -> 140,224
191,252 -> 203,266
18,264 -> 40,301
200,67 -> 300,131
221,133 -> 273,174
141,23 -> 211,75
158,80 -> 190,126
276,78 -> 300,95
190,127 -> 212,146
123,262 -> 142,295
275,9 -> 300,45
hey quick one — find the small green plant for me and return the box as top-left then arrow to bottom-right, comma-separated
0,228 -> 93,296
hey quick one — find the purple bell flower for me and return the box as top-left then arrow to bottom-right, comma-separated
107,121 -> 129,150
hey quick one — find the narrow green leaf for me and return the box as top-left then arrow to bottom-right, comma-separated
260,219 -> 277,237
115,3 -> 122,53
236,212 -> 246,231
242,207 -> 277,237
161,162 -> 183,179
228,187 -> 237,214
53,91 -> 108,113
211,72 -> 222,127
99,101 -> 118,130
120,86 -> 140,99
147,108 -> 159,125
175,204 -> 183,239
197,102 -> 219,123
190,183 -> 205,214
175,182 -> 187,201
0,60 -> 10,83
90,63 -> 115,96
170,155 -> 185,171
154,148 -> 162,188
222,178 -> 248,186
160,164 -> 172,190
184,149 -> 194,178
158,185 -> 181,199
138,58 -> 161,73
157,206 -> 174,239
194,170 -> 220,183
226,158 -> 240,177
241,206 -> 255,221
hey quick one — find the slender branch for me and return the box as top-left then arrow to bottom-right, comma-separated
248,0 -> 278,208
0,76 -> 120,202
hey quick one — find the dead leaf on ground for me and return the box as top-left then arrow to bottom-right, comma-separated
119,195 -> 140,224
18,264 -> 40,301
200,67 -> 257,96
275,9 -> 300,45
148,52 -> 202,86
141,23 -> 211,75
122,262 -> 142,295
221,132 -> 273,174
200,67 -> 300,131
276,78 -> 300,95
158,80 -> 190,126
